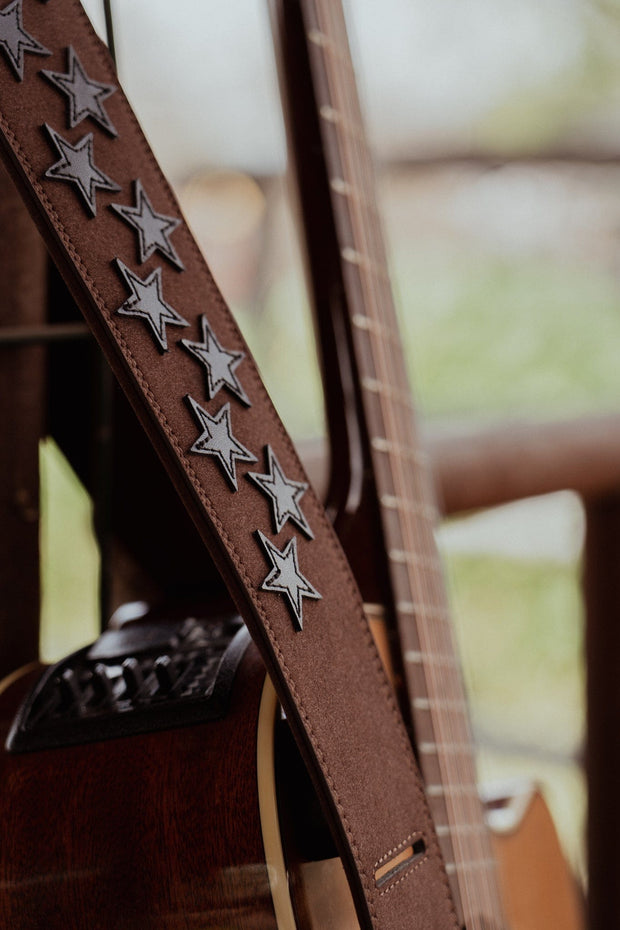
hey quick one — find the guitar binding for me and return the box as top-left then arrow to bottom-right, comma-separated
6,613 -> 249,753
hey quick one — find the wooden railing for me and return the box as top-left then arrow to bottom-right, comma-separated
429,415 -> 620,514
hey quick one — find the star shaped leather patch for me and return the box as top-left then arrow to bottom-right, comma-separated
257,531 -> 321,631
180,314 -> 249,406
111,179 -> 184,270
114,259 -> 188,352
186,396 -> 256,490
248,445 -> 313,538
42,45 -> 117,135
44,124 -> 120,216
0,0 -> 49,81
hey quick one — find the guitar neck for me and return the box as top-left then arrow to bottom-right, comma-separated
271,1 -> 506,926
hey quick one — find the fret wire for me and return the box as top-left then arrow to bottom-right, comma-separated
340,246 -> 391,280
319,103 -> 366,141
370,435 -> 429,462
361,377 -> 416,411
419,742 -> 479,756
397,601 -> 450,620
404,650 -> 459,668
381,495 -> 438,521
389,554 -> 440,584
393,589 -> 451,623
413,696 -> 468,713
388,549 -> 444,569
330,176 -> 380,214
426,700 -> 469,716
351,312 -> 402,345
436,823 -> 489,837
445,859 -> 496,877
426,784 -> 480,798
448,859 -> 498,873
308,26 -> 357,72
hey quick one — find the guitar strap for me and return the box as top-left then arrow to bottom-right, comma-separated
0,3 -> 458,928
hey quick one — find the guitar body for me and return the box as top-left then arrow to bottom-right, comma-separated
489,786 -> 583,930
0,629 -> 581,930
0,642 -> 277,930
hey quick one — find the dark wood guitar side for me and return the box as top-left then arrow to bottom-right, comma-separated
0,634 -> 278,930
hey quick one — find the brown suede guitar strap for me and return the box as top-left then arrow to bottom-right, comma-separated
0,3 -> 457,928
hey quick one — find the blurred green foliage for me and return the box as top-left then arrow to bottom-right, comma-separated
395,248 -> 620,419
39,439 -> 99,664
448,554 -> 583,749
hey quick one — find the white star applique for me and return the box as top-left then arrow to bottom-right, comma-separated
42,46 -> 117,135
181,314 -> 249,406
248,446 -> 313,538
257,531 -> 321,631
115,260 -> 188,352
0,0 -> 49,81
111,180 -> 184,270
44,124 -> 120,217
186,396 -> 256,490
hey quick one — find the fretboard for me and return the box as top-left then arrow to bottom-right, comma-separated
299,1 -> 506,926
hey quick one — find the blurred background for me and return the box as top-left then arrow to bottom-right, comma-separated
41,0 -> 620,889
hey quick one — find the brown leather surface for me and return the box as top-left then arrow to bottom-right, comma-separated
0,4 -> 457,928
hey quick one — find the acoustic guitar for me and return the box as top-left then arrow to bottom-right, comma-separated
0,1 -> 580,928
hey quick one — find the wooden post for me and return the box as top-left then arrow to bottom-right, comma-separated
584,494 -> 620,930
0,161 -> 47,677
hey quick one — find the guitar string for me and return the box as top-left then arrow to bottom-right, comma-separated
311,1 -> 504,923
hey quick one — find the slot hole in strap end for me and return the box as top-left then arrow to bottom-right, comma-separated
374,836 -> 427,889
